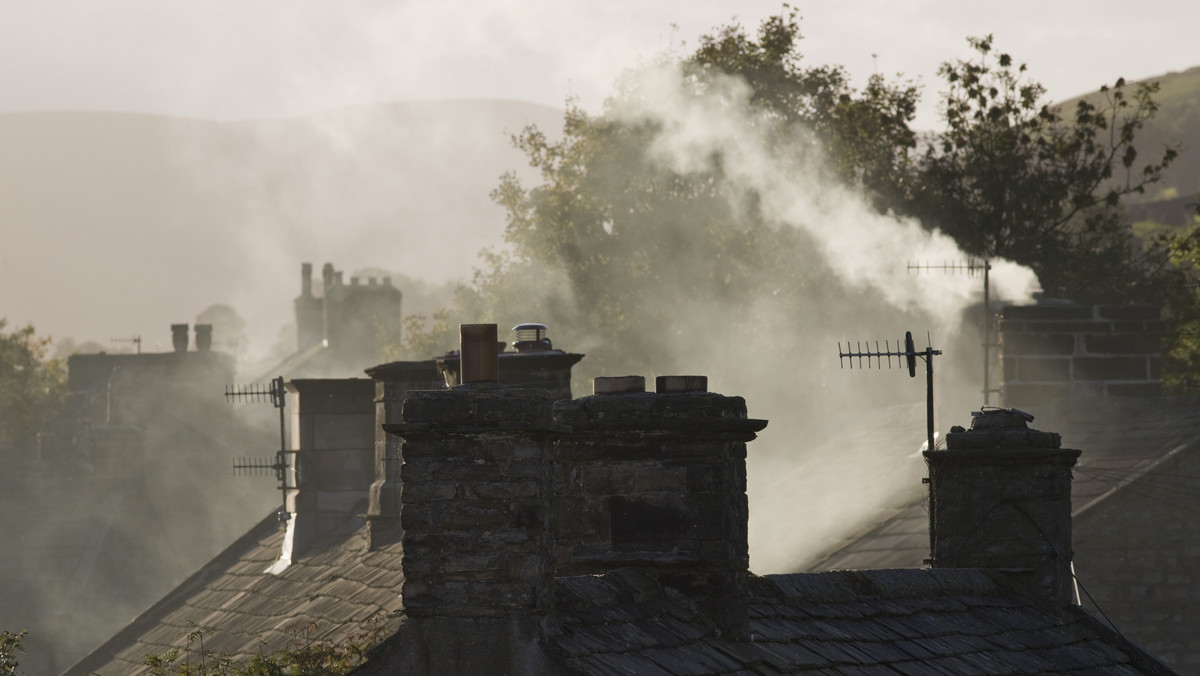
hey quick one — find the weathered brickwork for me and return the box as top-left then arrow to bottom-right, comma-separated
1073,446 -> 1200,672
391,386 -> 556,619
1000,304 -> 1162,407
928,411 -> 1080,609
386,382 -> 766,641
552,390 -> 766,637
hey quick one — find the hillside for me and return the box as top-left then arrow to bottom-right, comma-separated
0,100 -> 563,359
1060,65 -> 1200,225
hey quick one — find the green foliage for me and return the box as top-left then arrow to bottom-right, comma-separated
447,13 -> 1195,388
1158,221 -> 1200,389
142,618 -> 386,676
1063,64 -> 1200,209
908,34 -> 1178,301
0,320 -> 66,460
456,10 -> 922,377
384,308 -> 455,361
2,631 -> 25,676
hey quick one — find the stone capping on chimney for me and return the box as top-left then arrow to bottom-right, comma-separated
925,410 -> 1081,609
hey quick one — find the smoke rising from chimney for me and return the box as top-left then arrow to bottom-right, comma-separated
476,61 -> 1041,572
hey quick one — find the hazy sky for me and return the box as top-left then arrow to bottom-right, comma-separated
2,1 -> 1197,127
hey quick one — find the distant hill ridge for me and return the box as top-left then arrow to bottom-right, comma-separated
0,99 -> 563,356
1058,65 -> 1200,225
3,71 -> 1197,355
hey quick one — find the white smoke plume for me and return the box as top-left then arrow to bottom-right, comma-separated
582,63 -> 1042,571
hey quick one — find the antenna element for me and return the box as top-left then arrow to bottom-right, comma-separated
838,331 -> 944,453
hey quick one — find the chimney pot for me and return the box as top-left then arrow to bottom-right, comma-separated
194,324 -> 213,352
593,375 -> 645,394
460,324 -> 499,384
351,277 -> 360,286
655,375 -> 708,393
512,323 -> 553,353
301,262 -> 313,298
170,324 -> 189,353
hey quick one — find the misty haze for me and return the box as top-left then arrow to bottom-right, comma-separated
4,4 -> 1200,675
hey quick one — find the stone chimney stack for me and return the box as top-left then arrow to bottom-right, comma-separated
551,374 -> 767,638
301,262 -> 313,298
388,386 -> 554,618
380,324 -> 557,673
925,409 -> 1080,608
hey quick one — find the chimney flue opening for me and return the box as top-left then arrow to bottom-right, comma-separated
460,324 -> 499,384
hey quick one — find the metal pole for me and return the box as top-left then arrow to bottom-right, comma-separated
982,260 -> 991,405
926,346 -> 935,452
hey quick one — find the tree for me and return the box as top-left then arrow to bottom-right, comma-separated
908,35 -> 1177,301
1,631 -> 25,676
0,320 -> 66,462
459,10 -> 923,378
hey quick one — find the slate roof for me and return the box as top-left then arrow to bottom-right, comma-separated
550,568 -> 1170,675
805,395 -> 1200,572
64,514 -> 405,676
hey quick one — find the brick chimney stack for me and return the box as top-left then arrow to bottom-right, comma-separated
551,374 -> 767,638
925,409 -> 1080,608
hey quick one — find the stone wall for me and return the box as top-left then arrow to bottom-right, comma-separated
551,388 -> 764,636
391,386 -> 556,618
381,377 -> 767,669
999,304 -> 1162,407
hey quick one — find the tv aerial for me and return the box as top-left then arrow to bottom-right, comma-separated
908,258 -> 997,405
226,376 -> 295,521
838,331 -> 944,453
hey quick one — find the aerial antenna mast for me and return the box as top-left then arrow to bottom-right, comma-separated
226,376 -> 294,521
111,335 -> 142,354
838,331 -> 944,452
908,258 -> 996,405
